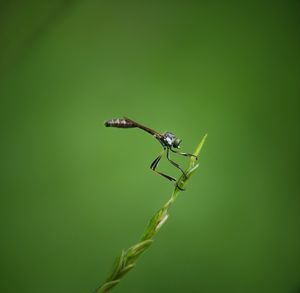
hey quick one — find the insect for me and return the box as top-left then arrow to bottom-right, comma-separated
104,117 -> 197,190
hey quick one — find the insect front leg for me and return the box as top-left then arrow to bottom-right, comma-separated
170,148 -> 198,159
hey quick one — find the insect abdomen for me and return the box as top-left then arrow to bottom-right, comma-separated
104,118 -> 136,128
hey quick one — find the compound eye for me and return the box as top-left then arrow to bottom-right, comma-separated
173,138 -> 182,148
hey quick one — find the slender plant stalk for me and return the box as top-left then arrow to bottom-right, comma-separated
95,134 -> 207,293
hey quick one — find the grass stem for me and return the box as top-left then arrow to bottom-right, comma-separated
95,134 -> 207,292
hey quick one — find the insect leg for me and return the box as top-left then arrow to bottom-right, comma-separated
166,148 -> 187,179
150,152 -> 176,182
150,151 -> 185,191
170,148 -> 198,159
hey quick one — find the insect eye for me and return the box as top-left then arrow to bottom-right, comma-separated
173,138 -> 182,148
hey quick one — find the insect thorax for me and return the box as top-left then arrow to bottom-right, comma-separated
161,132 -> 182,148
162,132 -> 175,145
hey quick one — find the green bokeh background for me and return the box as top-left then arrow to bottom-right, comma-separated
1,1 -> 299,292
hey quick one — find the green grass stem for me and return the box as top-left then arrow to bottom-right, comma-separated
95,134 -> 207,292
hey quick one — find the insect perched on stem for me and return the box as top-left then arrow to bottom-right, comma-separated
104,117 -> 197,190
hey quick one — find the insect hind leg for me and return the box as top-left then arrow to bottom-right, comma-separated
150,152 -> 185,191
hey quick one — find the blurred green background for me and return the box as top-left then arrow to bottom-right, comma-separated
1,1 -> 300,292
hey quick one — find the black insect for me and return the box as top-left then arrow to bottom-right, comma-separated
104,117 -> 197,190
